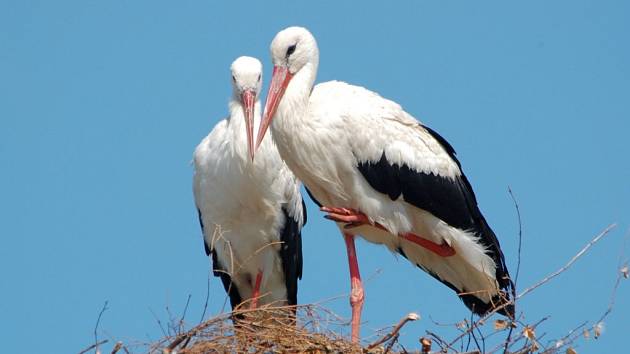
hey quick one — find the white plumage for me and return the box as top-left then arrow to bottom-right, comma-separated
193,56 -> 305,310
256,27 -> 513,341
294,81 -> 496,291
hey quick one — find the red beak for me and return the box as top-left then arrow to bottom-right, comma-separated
241,89 -> 256,161
256,66 -> 293,151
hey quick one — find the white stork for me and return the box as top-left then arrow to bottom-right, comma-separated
255,27 -> 514,342
193,56 -> 306,314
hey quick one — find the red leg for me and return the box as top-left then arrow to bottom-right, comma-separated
250,270 -> 263,309
323,206 -> 456,257
400,232 -> 455,257
343,232 -> 364,343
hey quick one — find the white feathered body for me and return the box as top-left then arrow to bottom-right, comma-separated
194,100 -> 304,307
272,78 -> 505,306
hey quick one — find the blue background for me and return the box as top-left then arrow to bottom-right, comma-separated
1,1 -> 628,352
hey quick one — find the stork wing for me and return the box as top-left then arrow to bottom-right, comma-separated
354,116 -> 514,305
314,81 -> 514,307
277,166 -> 306,306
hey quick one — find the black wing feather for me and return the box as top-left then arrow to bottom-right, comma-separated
278,205 -> 304,306
197,208 -> 212,256
211,249 -> 243,314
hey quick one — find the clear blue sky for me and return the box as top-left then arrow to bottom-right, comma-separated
1,1 -> 628,352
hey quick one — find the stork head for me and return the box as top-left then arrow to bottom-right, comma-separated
230,56 -> 263,161
256,27 -> 319,150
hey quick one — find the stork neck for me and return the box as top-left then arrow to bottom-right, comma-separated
275,63 -> 317,126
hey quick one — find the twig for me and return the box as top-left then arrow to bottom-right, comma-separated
426,330 -> 456,352
366,312 -> 419,350
180,335 -> 193,350
199,270 -> 211,324
149,307 -> 168,338
503,316 -> 549,353
448,223 -> 616,349
594,230 -> 630,325
110,342 -> 123,354
595,260 -> 627,325
179,294 -> 192,333
505,187 -> 523,354
512,345 -> 537,354
383,333 -> 399,354
78,340 -> 108,354
508,187 -> 524,292
163,309 -> 237,353
94,301 -> 109,354
542,247 -> 629,353
517,223 -> 616,299
165,302 -> 174,335
540,321 -> 587,354
474,316 -> 486,354
467,311 -> 479,353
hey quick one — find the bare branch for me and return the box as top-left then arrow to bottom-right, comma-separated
508,186 -> 524,288
93,301 -> 109,354
517,223 -> 616,299
78,340 -> 108,354
366,312 -> 419,350
178,294 -> 192,334
505,187 -> 523,354
110,342 -> 123,354
448,223 -> 616,349
199,270 -> 211,324
149,307 -> 168,338
383,333 -> 399,354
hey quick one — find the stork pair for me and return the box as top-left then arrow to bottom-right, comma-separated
193,27 -> 514,343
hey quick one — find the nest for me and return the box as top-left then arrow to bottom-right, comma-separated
155,304 -> 393,354
82,224 -> 625,354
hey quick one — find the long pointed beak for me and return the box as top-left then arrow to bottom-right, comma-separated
256,66 -> 293,151
241,89 -> 256,161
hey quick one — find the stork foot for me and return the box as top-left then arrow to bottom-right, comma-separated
322,206 -> 370,227
321,206 -> 456,257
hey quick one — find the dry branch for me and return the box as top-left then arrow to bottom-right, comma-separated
367,312 -> 419,350
78,340 -> 108,354
517,223 -> 617,300
110,342 -> 123,354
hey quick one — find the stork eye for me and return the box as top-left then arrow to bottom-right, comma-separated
286,44 -> 297,58
257,74 -> 261,82
232,75 -> 236,82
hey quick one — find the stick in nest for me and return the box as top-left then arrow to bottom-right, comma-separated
367,312 -> 419,350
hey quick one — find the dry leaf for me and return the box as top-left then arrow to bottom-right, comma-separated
583,328 -> 590,339
621,265 -> 629,279
594,322 -> 604,338
566,347 -> 578,354
531,340 -> 540,351
494,319 -> 508,330
523,326 -> 536,340
420,337 -> 432,353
